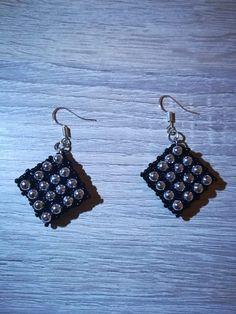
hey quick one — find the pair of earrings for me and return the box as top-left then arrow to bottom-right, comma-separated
15,95 -> 217,225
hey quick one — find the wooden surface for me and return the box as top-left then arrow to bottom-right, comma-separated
0,1 -> 236,313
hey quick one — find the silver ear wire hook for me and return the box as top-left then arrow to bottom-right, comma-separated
52,106 -> 97,138
159,95 -> 199,115
159,95 -> 199,125
159,95 -> 199,144
52,106 -> 97,153
52,107 -> 97,127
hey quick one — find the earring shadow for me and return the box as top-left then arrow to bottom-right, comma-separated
179,150 -> 227,221
50,152 -> 103,229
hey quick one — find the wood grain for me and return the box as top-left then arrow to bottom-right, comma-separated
0,0 -> 235,313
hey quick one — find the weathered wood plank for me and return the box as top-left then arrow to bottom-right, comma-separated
0,0 -> 235,313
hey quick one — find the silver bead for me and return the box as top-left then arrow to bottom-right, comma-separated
53,154 -> 63,164
156,181 -> 166,191
39,181 -> 49,191
27,189 -> 38,200
55,184 -> 66,195
202,175 -> 212,186
42,161 -> 52,172
193,183 -> 204,194
67,178 -> 78,189
74,189 -> 85,200
172,200 -> 183,211
63,196 -> 74,207
51,204 -> 62,215
62,138 -> 71,147
45,190 -> 56,201
157,161 -> 168,171
20,180 -> 31,191
174,163 -> 184,173
165,154 -> 175,164
172,145 -> 183,156
33,200 -> 44,211
183,191 -> 194,202
34,171 -> 44,181
183,172 -> 194,184
174,181 -> 185,192
164,190 -> 174,201
183,156 -> 193,166
50,174 -> 60,185
41,212 -> 51,223
148,171 -> 159,182
166,171 -> 176,182
192,165 -> 203,175
59,167 -> 70,177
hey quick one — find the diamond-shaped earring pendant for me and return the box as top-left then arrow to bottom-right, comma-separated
141,95 -> 216,216
15,107 -> 97,226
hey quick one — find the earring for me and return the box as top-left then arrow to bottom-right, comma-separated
141,95 -> 216,216
15,107 -> 97,226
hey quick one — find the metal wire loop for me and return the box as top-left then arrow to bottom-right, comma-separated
159,95 -> 199,144
168,131 -> 186,144
54,138 -> 72,153
52,106 -> 97,153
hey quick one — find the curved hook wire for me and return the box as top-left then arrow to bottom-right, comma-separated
159,95 -> 199,145
52,106 -> 97,127
52,106 -> 97,152
159,95 -> 199,115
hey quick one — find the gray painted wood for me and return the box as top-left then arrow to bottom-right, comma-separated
0,0 -> 235,313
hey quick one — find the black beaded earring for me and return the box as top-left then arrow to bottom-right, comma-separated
141,95 -> 216,216
15,107 -> 97,225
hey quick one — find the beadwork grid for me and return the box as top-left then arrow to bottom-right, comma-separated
141,144 -> 215,215
15,153 -> 89,225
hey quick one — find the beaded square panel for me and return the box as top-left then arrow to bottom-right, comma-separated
15,153 -> 89,225
141,144 -> 215,215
